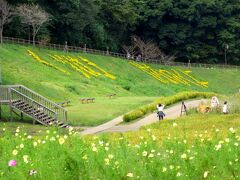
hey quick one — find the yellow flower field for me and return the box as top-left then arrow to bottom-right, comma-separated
130,62 -> 208,88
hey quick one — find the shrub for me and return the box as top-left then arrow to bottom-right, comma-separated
123,85 -> 131,91
123,110 -> 144,122
123,91 -> 216,122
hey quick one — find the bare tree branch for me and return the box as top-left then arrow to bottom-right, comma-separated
131,35 -> 175,63
17,4 -> 50,46
0,0 -> 13,43
122,45 -> 136,59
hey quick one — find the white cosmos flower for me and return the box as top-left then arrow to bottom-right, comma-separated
142,151 -> 148,157
148,153 -> 154,158
152,135 -> 156,141
181,153 -> 187,159
225,138 -> 230,143
215,144 -> 222,151
203,171 -> 209,178
229,127 -> 235,133
33,142 -> 38,147
176,172 -> 181,177
108,154 -> 114,159
92,147 -> 97,152
20,144 -> 24,149
126,173 -> 133,177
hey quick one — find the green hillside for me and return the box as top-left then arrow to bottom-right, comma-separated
0,44 -> 240,125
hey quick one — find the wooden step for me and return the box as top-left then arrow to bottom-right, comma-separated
13,101 -> 25,106
41,116 -> 51,122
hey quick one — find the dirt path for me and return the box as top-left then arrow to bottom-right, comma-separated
80,99 -> 205,135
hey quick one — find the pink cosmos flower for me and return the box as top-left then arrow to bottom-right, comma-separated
8,160 -> 17,166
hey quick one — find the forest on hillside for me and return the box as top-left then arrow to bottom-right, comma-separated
2,0 -> 240,65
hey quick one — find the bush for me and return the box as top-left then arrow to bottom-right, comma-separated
123,91 -> 216,122
123,110 -> 144,122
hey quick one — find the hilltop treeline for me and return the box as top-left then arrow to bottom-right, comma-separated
4,0 -> 240,64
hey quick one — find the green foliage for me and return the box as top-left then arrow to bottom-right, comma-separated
123,92 -> 216,122
4,0 -> 240,64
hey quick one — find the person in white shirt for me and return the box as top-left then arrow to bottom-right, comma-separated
211,96 -> 219,108
157,104 -> 165,120
222,101 -> 228,114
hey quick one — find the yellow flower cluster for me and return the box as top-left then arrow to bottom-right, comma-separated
78,56 -> 116,80
49,54 -> 116,80
130,62 -> 208,88
27,50 -> 69,75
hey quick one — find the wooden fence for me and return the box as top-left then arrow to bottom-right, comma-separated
2,36 -> 240,70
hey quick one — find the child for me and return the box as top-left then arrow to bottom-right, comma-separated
222,101 -> 228,114
157,104 -> 165,120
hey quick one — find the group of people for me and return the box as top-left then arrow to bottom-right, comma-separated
211,96 -> 228,114
156,96 -> 229,121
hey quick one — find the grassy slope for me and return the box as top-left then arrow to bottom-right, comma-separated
0,43 -> 240,125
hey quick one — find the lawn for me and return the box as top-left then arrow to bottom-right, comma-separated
0,43 -> 240,126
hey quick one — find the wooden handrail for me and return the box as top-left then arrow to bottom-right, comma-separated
10,88 -> 57,120
18,85 -> 66,111
0,85 -> 67,122
10,88 -> 55,113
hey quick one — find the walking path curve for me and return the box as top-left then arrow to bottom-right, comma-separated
80,99 -> 206,135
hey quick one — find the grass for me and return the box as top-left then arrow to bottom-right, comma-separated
0,43 -> 240,125
0,114 -> 239,179
67,96 -> 157,126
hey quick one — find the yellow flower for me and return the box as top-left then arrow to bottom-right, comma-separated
19,144 -> 24,149
23,155 -> 29,164
59,137 -> 65,145
12,149 -> 18,156
104,158 -> 110,165
126,173 -> 133,177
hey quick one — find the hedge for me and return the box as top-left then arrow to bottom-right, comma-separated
123,91 -> 216,122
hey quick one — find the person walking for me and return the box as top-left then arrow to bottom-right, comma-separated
222,101 -> 228,114
157,104 -> 165,120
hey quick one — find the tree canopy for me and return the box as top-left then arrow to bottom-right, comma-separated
2,0 -> 240,65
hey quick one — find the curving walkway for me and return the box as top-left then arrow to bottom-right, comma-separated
80,99 -> 206,135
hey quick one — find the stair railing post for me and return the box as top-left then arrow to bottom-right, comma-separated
8,87 -> 13,122
32,101 -> 36,125
65,110 -> 68,122
0,104 -> 2,119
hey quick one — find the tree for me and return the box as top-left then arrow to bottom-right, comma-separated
17,4 -> 50,46
0,0 -> 13,44
131,35 -> 174,63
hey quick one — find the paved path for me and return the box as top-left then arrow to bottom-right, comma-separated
80,99 -> 205,135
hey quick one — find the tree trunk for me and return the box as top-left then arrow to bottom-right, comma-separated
32,25 -> 36,46
33,34 -> 35,46
28,26 -> 31,42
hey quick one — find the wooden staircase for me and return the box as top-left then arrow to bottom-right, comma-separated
0,85 -> 69,128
